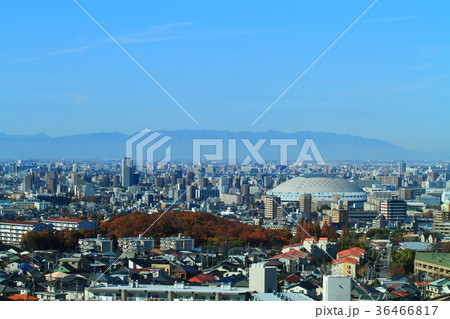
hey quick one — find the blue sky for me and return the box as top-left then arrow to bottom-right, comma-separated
1,0 -> 449,152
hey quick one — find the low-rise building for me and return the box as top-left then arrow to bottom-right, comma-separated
118,234 -> 155,253
414,252 -> 450,279
432,222 -> 450,236
85,282 -> 250,301
78,235 -> 113,253
331,257 -> 357,277
160,233 -> 194,251
44,218 -> 97,231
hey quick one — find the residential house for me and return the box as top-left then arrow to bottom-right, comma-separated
331,257 -> 357,277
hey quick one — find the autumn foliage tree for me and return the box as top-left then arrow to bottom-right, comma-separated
21,230 -> 64,251
21,228 -> 101,251
101,211 -> 292,248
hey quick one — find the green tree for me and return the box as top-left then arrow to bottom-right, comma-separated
370,279 -> 381,287
391,249 -> 415,275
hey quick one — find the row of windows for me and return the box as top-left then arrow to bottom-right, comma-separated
415,263 -> 450,274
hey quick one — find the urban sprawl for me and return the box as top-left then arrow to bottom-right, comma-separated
0,159 -> 449,301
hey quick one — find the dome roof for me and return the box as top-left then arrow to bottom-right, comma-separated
272,177 -> 364,193
267,177 -> 367,202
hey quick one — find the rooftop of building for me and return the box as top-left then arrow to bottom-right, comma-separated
415,252 -> 450,267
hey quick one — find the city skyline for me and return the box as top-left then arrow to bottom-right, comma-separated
1,0 -> 449,153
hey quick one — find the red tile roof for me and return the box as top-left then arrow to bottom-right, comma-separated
333,257 -> 358,265
8,294 -> 39,301
285,274 -> 300,282
188,274 -> 216,283
272,250 -> 308,260
337,247 -> 366,258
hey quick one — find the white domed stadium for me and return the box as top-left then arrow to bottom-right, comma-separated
267,177 -> 367,202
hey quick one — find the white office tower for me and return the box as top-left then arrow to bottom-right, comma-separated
322,275 -> 351,301
249,262 -> 277,293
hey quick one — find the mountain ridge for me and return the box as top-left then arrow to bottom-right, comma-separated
0,130 -> 447,161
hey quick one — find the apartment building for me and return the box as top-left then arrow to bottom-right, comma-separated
118,234 -> 155,253
0,220 -> 52,246
160,234 -> 194,251
44,218 -> 97,231
78,235 -> 113,253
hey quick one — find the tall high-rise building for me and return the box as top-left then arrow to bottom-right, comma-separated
121,157 -> 133,188
199,177 -> 209,188
241,183 -> 250,196
186,185 -> 196,202
380,199 -> 406,222
23,173 -> 39,192
23,174 -> 34,191
47,172 -> 57,194
174,170 -> 182,180
398,161 -> 406,174
299,193 -> 312,220
233,176 -> 241,189
264,195 -> 283,220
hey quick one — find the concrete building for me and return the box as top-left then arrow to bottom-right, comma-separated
160,234 -> 194,251
435,211 -> 450,223
322,275 -> 351,301
220,193 -> 243,205
195,188 -> 219,200
299,193 -> 312,220
44,218 -> 97,231
380,199 -> 406,222
121,157 -> 138,188
118,234 -> 155,253
249,262 -> 277,293
414,252 -> 450,279
78,235 -> 113,253
0,220 -> 53,246
432,222 -> 450,237
264,195 -> 283,220
84,282 -> 250,301
330,207 -> 349,224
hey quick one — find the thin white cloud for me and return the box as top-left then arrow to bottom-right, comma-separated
47,22 -> 195,55
46,44 -> 99,55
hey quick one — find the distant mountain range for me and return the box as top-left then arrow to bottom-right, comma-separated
0,130 -> 447,161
